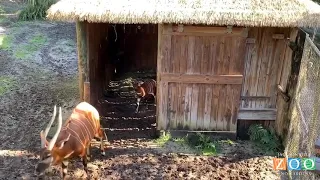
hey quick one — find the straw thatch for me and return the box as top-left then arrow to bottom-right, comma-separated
47,0 -> 320,27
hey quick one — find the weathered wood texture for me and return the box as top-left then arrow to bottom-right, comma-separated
241,27 -> 292,111
237,27 -> 298,139
76,21 -> 88,101
275,28 -> 300,139
157,24 -> 247,131
86,23 -> 109,107
110,24 -> 158,72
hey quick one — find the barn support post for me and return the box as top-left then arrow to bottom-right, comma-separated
155,23 -> 163,137
276,29 -> 305,146
83,82 -> 90,103
76,21 -> 88,102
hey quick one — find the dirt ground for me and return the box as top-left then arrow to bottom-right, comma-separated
0,1 -> 289,180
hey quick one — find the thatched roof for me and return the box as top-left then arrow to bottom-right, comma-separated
46,0 -> 320,27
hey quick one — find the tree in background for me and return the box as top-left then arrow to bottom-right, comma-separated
19,0 -> 56,20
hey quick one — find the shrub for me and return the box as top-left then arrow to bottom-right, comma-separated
248,124 -> 283,155
19,0 -> 56,21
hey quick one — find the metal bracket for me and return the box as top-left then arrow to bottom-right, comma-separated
227,26 -> 233,34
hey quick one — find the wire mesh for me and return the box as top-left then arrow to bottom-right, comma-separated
285,34 -> 320,180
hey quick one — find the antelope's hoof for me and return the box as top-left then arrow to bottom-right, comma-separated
101,151 -> 106,156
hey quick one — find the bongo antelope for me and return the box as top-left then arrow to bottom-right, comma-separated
133,79 -> 157,113
35,102 -> 107,179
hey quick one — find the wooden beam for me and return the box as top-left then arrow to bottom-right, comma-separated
240,96 -> 270,100
240,108 -> 277,111
277,84 -> 290,102
246,38 -> 255,44
163,25 -> 247,37
160,73 -> 243,84
238,109 -> 277,120
84,81 -> 90,103
272,34 -> 285,39
76,21 -> 88,101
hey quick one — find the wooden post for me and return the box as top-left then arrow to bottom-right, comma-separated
76,21 -> 88,101
84,82 -> 90,103
280,29 -> 305,145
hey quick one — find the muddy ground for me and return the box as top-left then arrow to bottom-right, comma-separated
0,1 -> 295,180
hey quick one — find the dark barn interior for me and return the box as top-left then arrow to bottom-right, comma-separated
96,24 -> 158,140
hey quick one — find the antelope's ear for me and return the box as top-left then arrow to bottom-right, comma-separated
57,134 -> 71,149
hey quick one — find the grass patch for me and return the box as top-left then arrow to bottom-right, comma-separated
0,76 -> 17,95
154,132 -> 172,146
155,132 -> 223,156
0,34 -> 13,50
248,124 -> 283,156
14,34 -> 47,59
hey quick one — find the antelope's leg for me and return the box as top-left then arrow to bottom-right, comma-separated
98,128 -> 106,156
61,160 -> 69,180
82,150 -> 89,174
86,143 -> 91,161
135,98 -> 141,113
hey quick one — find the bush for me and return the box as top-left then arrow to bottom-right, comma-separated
248,124 -> 283,155
185,133 -> 218,156
19,0 -> 56,21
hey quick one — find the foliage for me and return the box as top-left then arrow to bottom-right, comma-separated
19,0 -> 56,21
248,124 -> 283,155
154,131 -> 172,146
155,132 -> 223,156
185,133 -> 218,156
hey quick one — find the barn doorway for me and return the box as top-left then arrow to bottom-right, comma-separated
99,24 -> 158,140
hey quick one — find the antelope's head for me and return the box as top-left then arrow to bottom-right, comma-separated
132,80 -> 144,97
35,106 -> 65,177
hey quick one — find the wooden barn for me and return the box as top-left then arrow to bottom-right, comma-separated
46,0 -> 320,139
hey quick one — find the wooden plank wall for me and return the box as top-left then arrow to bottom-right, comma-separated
86,23 -> 110,108
237,27 -> 295,138
158,24 -> 247,132
111,24 -> 158,72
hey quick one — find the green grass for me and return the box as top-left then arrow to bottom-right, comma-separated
0,76 -> 17,95
154,132 -> 172,146
0,34 -> 13,50
14,34 -> 47,60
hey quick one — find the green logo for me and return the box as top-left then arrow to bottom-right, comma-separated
301,158 -> 315,170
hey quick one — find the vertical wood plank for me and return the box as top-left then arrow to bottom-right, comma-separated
209,36 -> 218,75
184,86 -> 193,129
187,36 -> 195,74
177,36 -> 188,128
190,84 -> 199,129
203,85 -> 213,130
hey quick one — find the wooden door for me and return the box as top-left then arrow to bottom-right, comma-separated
157,24 -> 248,132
